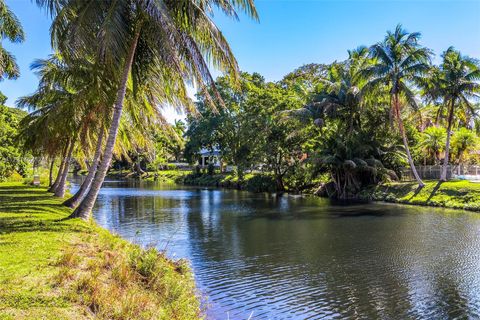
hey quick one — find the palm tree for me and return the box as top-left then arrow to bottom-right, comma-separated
451,128 -> 478,173
0,0 -> 24,81
17,55 -> 104,198
363,24 -> 432,187
290,48 -> 370,134
431,47 -> 480,181
418,126 -> 446,165
34,0 -> 258,219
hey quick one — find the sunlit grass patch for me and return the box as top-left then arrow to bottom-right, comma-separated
367,180 -> 480,211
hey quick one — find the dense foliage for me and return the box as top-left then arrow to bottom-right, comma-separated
0,103 -> 27,180
184,27 -> 480,199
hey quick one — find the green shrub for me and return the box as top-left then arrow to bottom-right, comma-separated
245,174 -> 276,193
207,163 -> 215,175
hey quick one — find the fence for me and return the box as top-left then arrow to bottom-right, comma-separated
399,165 -> 480,181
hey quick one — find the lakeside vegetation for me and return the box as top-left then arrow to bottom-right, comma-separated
0,0 -> 478,207
364,180 -> 480,212
0,182 -> 200,319
0,0 -> 479,318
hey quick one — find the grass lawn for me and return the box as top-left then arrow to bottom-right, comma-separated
0,182 -> 200,320
368,180 -> 480,211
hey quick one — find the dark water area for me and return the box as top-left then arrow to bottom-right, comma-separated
70,178 -> 480,319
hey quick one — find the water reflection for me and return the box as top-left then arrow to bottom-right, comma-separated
71,178 -> 480,319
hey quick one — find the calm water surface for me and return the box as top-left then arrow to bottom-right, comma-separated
71,179 -> 480,319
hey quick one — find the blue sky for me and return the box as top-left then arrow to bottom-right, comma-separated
1,0 -> 479,122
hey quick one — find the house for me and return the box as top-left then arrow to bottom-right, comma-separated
198,147 -> 221,168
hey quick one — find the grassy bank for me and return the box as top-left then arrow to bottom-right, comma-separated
105,170 -> 189,184
183,172 -> 278,193
0,182 -> 201,319
365,180 -> 480,211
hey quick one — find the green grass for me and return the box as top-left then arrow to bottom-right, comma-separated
142,170 -> 190,183
366,180 -> 480,211
0,182 -> 201,319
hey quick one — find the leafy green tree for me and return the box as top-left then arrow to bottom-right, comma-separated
0,103 -> 27,180
363,24 -> 432,187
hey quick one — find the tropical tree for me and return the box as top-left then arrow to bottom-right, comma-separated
314,130 -> 394,199
0,0 -> 24,82
451,128 -> 478,171
363,24 -> 432,187
0,103 -> 27,180
417,126 -> 446,165
427,47 -> 480,181
34,0 -> 258,219
17,54 -> 110,198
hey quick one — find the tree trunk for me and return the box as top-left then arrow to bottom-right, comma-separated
49,142 -> 69,192
71,30 -> 141,220
441,100 -> 455,181
394,94 -> 424,187
48,157 -> 55,187
63,131 -> 104,208
54,138 -> 76,198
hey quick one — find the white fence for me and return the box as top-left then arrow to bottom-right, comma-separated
399,165 -> 480,181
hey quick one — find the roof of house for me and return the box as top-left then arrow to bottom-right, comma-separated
199,147 -> 221,156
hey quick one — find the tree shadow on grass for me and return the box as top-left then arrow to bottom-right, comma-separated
0,217 -> 89,234
426,181 -> 444,203
0,185 -> 90,235
407,184 -> 425,201
0,185 -> 48,195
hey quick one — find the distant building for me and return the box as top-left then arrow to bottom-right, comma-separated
198,147 -> 221,168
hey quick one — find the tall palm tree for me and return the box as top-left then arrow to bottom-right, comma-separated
363,24 -> 432,187
35,0 -> 258,219
0,0 -> 24,81
431,47 -> 480,181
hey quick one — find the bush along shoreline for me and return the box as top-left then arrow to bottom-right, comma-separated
0,182 -> 201,320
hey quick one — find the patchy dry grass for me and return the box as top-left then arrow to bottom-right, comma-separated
0,182 -> 201,320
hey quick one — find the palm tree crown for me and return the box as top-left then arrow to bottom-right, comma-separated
363,24 -> 432,187
0,0 -> 25,80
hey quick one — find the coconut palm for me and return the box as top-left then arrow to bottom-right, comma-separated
429,47 -> 480,181
0,0 -> 24,81
363,24 -> 432,187
34,0 -> 258,219
17,54 -> 109,198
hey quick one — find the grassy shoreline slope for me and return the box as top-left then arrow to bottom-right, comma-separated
0,182 -> 201,320
364,180 -> 480,212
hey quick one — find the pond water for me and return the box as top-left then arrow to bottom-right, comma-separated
71,178 -> 480,319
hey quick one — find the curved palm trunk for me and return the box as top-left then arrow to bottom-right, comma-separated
63,131 -> 104,208
440,100 -> 455,181
49,142 -> 69,192
394,94 -> 424,187
71,30 -> 141,220
48,157 -> 55,187
54,138 -> 76,198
